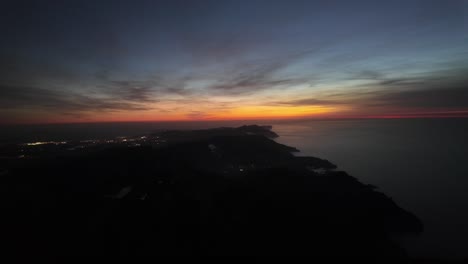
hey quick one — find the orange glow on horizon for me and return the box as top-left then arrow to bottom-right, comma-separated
2,104 -> 346,124
210,105 -> 340,120
2,106 -> 468,125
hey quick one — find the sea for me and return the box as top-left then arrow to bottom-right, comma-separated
1,118 -> 468,259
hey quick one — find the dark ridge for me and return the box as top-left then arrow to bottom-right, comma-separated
0,125 -> 422,258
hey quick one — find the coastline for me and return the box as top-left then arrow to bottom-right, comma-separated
1,125 -> 423,257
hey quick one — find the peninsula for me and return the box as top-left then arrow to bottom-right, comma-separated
1,125 -> 423,257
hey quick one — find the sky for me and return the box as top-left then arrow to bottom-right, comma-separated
1,0 -> 467,124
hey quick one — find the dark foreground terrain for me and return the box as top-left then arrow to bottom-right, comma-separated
0,125 -> 422,258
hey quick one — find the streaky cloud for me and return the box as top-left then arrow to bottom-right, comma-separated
0,85 -> 153,115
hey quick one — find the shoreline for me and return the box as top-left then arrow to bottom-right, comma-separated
1,124 -> 423,257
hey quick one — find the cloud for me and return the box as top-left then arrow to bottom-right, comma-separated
368,85 -> 468,109
378,78 -> 426,86
99,75 -> 193,98
267,75 -> 468,115
124,87 -> 155,102
208,50 -> 316,94
345,70 -> 429,87
343,68 -> 468,110
210,62 -> 290,92
270,98 -> 343,106
351,70 -> 385,80
0,85 -> 152,115
109,81 -> 158,103
92,48 -> 321,98
185,111 -> 213,120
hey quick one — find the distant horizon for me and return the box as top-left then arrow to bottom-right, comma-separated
3,114 -> 468,126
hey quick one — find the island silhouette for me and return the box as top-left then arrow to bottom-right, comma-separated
1,125 -> 422,258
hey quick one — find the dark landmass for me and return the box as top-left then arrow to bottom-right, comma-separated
0,125 -> 422,258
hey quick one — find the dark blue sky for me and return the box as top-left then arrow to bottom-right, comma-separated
1,0 -> 467,123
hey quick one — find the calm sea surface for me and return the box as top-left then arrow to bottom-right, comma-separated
272,119 -> 468,259
1,119 -> 468,258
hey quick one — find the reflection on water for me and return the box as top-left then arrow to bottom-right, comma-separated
272,118 -> 468,259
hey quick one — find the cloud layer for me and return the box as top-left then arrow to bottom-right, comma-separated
1,0 -> 468,123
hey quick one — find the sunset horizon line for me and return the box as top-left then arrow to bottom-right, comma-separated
3,113 -> 468,126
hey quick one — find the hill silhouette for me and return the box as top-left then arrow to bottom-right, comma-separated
1,125 -> 422,258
